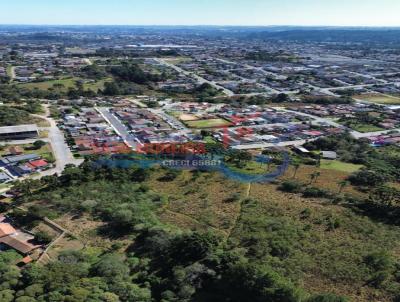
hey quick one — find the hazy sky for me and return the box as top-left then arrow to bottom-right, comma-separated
1,0 -> 400,26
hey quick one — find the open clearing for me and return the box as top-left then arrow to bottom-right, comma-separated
346,122 -> 383,133
245,183 -> 400,302
179,113 -> 199,121
185,118 -> 232,129
320,160 -> 363,173
18,77 -> 112,92
354,93 -> 400,105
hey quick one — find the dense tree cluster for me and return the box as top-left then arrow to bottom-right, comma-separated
109,62 -> 165,85
81,64 -> 108,80
0,107 -> 30,126
0,84 -> 67,102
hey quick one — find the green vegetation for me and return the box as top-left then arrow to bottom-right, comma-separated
302,95 -> 353,105
320,160 -> 363,173
231,186 -> 400,301
18,77 -> 78,91
6,65 -> 13,79
0,107 -> 31,126
339,112 -> 386,133
1,143 -> 399,302
245,51 -> 299,63
193,83 -> 221,101
354,94 -> 400,105
304,133 -> 400,183
0,142 -> 54,162
226,160 -> 272,175
185,118 -> 232,129
109,61 -> 166,84
348,123 -> 383,133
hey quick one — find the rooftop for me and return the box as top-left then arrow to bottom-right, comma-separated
0,124 -> 39,135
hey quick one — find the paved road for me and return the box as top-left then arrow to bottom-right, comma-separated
345,70 -> 388,84
96,107 -> 138,150
351,128 -> 400,139
299,82 -> 340,97
155,58 -> 235,96
32,107 -> 83,176
279,108 -> 345,128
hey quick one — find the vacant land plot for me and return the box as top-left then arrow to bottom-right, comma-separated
147,169 -> 246,234
347,122 -> 383,133
83,77 -> 113,92
6,65 -> 13,78
18,77 -> 112,92
17,165 -> 400,301
354,94 -> 400,105
320,160 -> 363,173
282,164 -> 364,196
164,57 -> 192,65
185,118 -> 232,129
226,161 -> 273,175
243,183 -> 400,301
19,78 -> 78,90
179,113 -> 199,121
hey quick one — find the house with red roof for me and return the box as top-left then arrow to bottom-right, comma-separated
0,221 -> 42,255
28,159 -> 50,170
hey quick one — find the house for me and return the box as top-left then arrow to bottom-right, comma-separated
0,154 -> 40,165
294,146 -> 310,154
0,173 -> 11,183
8,146 -> 24,155
27,159 -> 49,170
0,219 -> 41,255
321,151 -> 337,160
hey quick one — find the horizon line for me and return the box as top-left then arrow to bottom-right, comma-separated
1,24 -> 400,29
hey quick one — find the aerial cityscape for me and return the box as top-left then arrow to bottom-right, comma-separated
0,1 -> 400,302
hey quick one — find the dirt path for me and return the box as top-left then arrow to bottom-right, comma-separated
226,183 -> 251,240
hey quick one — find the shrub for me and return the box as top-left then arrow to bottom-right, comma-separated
348,170 -> 387,187
225,193 -> 241,203
300,208 -> 312,219
279,180 -> 303,193
303,187 -> 330,198
35,231 -> 54,245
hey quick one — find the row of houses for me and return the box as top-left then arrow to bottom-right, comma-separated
294,103 -> 400,130
113,108 -> 193,145
214,123 -> 343,147
367,132 -> 400,147
60,107 -> 130,156
220,107 -> 305,126
0,152 -> 51,179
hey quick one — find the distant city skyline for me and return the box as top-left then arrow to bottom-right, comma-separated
1,0 -> 400,27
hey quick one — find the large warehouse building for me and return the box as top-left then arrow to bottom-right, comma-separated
0,124 -> 39,140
